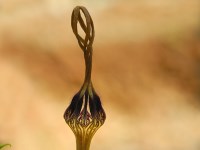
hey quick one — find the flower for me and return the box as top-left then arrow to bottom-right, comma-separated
63,6 -> 106,150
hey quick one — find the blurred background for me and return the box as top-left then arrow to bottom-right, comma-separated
0,0 -> 200,150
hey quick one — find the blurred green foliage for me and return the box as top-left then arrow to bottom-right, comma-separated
0,144 -> 11,149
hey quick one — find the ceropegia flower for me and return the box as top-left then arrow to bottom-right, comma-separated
64,6 -> 106,150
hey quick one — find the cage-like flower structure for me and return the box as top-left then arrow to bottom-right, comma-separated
64,6 -> 106,150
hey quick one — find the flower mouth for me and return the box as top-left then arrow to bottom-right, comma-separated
64,84 -> 106,128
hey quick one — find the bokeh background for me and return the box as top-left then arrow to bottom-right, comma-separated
0,0 -> 200,150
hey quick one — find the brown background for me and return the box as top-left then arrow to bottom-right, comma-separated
0,0 -> 200,150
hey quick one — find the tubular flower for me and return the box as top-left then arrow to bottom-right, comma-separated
64,6 -> 106,150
